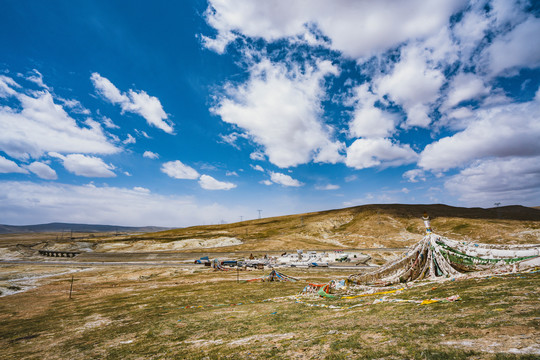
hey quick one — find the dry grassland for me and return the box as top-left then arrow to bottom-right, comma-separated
118,204 -> 540,252
1,204 -> 539,359
1,264 -> 539,359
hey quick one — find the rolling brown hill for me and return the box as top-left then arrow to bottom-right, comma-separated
122,204 -> 540,252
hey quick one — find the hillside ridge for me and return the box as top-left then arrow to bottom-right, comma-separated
123,203 -> 540,251
0,222 -> 169,234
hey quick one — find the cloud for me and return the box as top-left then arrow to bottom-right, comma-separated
220,132 -> 248,149
213,58 -> 343,168
198,174 -> 237,190
251,164 -> 264,172
445,156 -> 540,207
419,94 -> 540,171
50,152 -> 116,178
260,179 -> 273,186
0,181 -> 240,227
26,161 -> 57,180
26,69 -> 49,89
136,129 -> 150,139
403,169 -> 426,183
0,76 -> 119,160
485,16 -> 540,76
269,171 -> 303,187
249,151 -> 265,161
161,160 -> 200,179
143,151 -> 159,159
348,83 -> 399,138
0,155 -> 28,174
315,184 -> 340,190
58,98 -> 91,115
0,75 -> 20,97
202,0 -> 466,58
376,45 -> 445,128
133,186 -> 150,193
443,72 -> 490,109
452,4 -> 491,64
123,134 -> 136,145
91,73 -> 173,133
346,138 -> 418,169
102,117 -> 119,129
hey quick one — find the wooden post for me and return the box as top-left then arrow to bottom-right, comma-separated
69,275 -> 74,299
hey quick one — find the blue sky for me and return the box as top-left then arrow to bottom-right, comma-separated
1,0 -> 539,226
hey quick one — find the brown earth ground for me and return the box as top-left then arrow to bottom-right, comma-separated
0,264 -> 539,359
1,204 -> 539,359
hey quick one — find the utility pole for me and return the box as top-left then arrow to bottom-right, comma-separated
69,275 -> 74,299
257,210 -> 262,219
240,216 -> 243,222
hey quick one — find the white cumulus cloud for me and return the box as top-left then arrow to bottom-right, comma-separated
91,73 -> 173,134
403,169 -> 426,183
26,161 -> 57,180
50,152 -> 116,178
376,45 -> 445,128
161,160 -> 200,180
249,151 -> 265,161
0,155 -> 28,174
251,164 -> 264,172
198,174 -> 237,190
143,151 -> 159,159
443,72 -> 490,110
0,76 -> 119,160
485,16 -> 540,76
348,83 -> 399,138
213,58 -> 343,168
269,171 -> 303,187
419,94 -> 540,171
202,0 -> 466,59
346,138 -> 418,170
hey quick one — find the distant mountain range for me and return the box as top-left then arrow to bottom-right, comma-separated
0,222 -> 170,234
